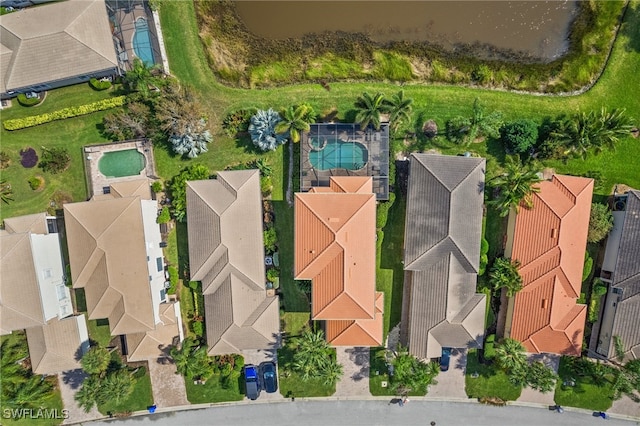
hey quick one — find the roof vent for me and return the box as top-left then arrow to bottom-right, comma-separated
542,299 -> 548,309
309,250 -> 316,254
551,229 -> 558,238
329,217 -> 340,223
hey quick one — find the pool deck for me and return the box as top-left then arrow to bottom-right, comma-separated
84,139 -> 158,199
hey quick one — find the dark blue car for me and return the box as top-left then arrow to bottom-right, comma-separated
244,364 -> 260,400
440,347 -> 452,372
259,362 -> 278,393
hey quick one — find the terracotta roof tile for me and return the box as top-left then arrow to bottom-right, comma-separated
325,292 -> 384,346
509,174 -> 593,355
295,177 -> 377,321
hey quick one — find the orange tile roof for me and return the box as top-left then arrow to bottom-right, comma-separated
509,174 -> 593,355
326,292 -> 384,346
295,177 -> 377,321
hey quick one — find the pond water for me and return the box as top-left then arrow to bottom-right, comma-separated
235,1 -> 578,60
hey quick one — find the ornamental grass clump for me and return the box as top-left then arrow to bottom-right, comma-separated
19,147 -> 38,168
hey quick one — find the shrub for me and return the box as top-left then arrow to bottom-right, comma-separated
500,119 -> 538,155
17,93 -> 42,107
266,268 -> 279,283
479,238 -> 489,276
156,206 -> 171,224
296,280 -> 312,294
484,334 -> 496,360
582,252 -> 593,282
168,164 -> 210,222
376,192 -> 396,229
192,321 -> 204,337
28,176 -> 42,190
445,116 -> 471,144
19,147 -> 38,168
588,203 -> 614,243
39,147 -> 70,174
89,78 -> 112,91
260,175 -> 272,195
263,227 -> 277,253
151,181 -> 163,193
422,120 -> 438,138
4,96 -> 126,130
472,65 -> 492,84
222,108 -> 257,137
132,366 -> 147,380
588,297 -> 600,323
592,278 -> 608,297
0,151 -> 10,169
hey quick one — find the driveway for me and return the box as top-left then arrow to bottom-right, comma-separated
58,369 -> 101,425
147,358 -> 189,408
334,347 -> 371,397
242,348 -> 284,401
426,348 -> 468,400
516,353 -> 559,406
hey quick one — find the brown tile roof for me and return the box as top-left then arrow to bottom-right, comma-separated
63,196 -> 156,335
325,292 -> 384,346
0,0 -> 118,94
401,154 -> 486,359
26,315 -> 89,375
1,213 -> 53,334
186,170 -> 279,355
126,302 -> 182,362
508,174 -> 593,356
295,177 -> 377,320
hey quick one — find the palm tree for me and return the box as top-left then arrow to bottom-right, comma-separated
526,361 -> 557,393
75,375 -> 101,413
123,58 -> 161,98
275,104 -> 316,205
3,375 -> 54,409
490,155 -> 542,217
80,347 -> 111,377
494,338 -> 527,372
99,369 -> 135,405
489,257 -> 523,297
384,90 -> 413,132
321,359 -> 343,386
293,330 -> 332,380
1,179 -> 14,204
354,92 -> 388,131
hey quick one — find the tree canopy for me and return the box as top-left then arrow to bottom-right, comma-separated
249,109 -> 287,151
490,155 -> 541,217
489,257 -> 523,297
354,92 -> 388,131
588,203 -> 614,243
168,164 -> 210,222
500,119 -> 539,155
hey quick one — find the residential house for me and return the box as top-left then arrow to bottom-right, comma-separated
400,154 -> 486,359
294,176 -> 383,346
64,178 -> 180,361
503,174 -> 593,356
1,212 -> 89,374
186,170 -> 279,356
596,190 -> 640,360
1,0 -> 119,99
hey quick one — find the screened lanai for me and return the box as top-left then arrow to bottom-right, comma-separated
301,123 -> 390,200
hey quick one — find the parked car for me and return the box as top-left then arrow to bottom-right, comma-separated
440,347 -> 452,372
259,361 -> 278,393
244,364 -> 260,400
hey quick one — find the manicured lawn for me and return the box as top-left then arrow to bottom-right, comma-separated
164,226 -> 178,267
97,369 -> 154,415
377,195 -> 406,338
74,288 -> 113,347
554,357 -> 615,411
0,388 -> 65,426
465,349 -> 522,401
277,312 -> 334,397
184,373 -> 244,404
369,347 -> 397,396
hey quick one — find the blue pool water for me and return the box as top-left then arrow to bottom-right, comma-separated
133,18 -> 155,66
309,140 -> 368,171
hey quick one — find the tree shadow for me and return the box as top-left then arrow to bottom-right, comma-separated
234,133 -> 264,155
60,369 -> 87,390
620,2 -> 640,53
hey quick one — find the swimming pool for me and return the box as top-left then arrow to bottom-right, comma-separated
98,149 -> 146,178
133,18 -> 154,66
309,140 -> 368,171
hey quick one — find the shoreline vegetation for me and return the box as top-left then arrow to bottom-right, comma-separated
194,0 -> 627,93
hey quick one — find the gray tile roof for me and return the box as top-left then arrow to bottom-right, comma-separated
401,154 -> 486,359
0,0 -> 118,94
609,190 -> 640,359
186,170 -> 279,355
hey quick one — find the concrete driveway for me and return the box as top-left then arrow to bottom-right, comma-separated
517,353 -> 560,406
58,369 -> 101,425
147,358 -> 189,408
426,348 -> 468,400
242,348 -> 284,401
335,347 -> 371,397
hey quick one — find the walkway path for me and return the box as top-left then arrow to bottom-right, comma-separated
147,359 -> 189,408
334,347 -> 370,397
58,369 -> 101,425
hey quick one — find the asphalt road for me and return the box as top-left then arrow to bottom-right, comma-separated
86,400 -> 638,426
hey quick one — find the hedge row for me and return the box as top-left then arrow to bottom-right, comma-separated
89,78 -> 112,91
376,192 -> 396,229
3,96 -> 126,131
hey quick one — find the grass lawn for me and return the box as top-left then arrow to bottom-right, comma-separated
97,369 -> 154,415
0,388 -> 65,426
184,373 -> 244,404
277,312 -> 334,397
377,195 -> 406,337
369,347 -> 396,396
553,357 -> 615,411
74,288 -> 113,347
465,349 -> 522,401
